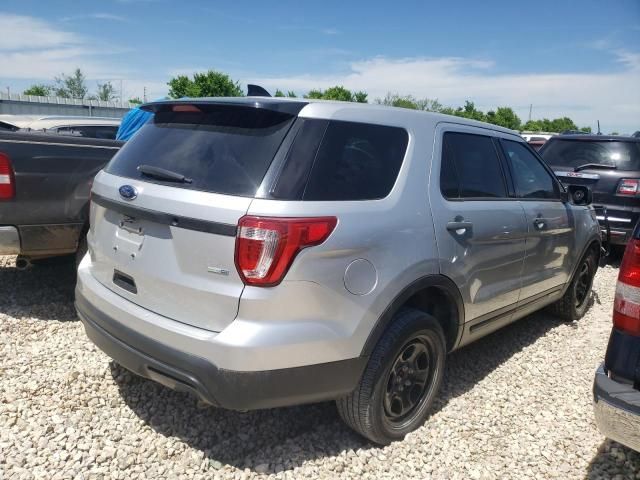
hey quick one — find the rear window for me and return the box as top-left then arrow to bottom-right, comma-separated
269,120 -> 409,201
541,140 -> 640,171
104,104 -> 295,197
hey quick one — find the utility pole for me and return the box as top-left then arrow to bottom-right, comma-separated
120,79 -> 124,107
528,104 -> 532,123
143,86 -> 147,102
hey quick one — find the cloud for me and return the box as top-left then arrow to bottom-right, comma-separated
0,13 -> 79,51
61,13 -> 130,23
250,53 -> 640,133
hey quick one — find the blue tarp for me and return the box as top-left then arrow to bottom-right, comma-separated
116,106 -> 153,141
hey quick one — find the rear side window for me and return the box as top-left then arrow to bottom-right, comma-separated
541,140 -> 640,171
502,140 -> 558,199
270,120 -> 409,201
441,132 -> 507,199
105,104 -> 295,197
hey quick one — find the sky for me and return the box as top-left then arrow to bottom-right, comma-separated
1,0 -> 639,133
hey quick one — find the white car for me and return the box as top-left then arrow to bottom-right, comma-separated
0,115 -> 120,139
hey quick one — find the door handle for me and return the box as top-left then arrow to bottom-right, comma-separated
533,218 -> 546,230
446,221 -> 473,235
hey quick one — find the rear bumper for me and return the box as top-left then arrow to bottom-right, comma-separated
596,205 -> 639,245
593,363 -> 640,452
77,292 -> 366,410
75,257 -> 367,410
0,226 -> 20,255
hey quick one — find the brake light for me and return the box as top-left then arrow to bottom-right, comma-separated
0,152 -> 15,200
613,238 -> 640,336
616,178 -> 640,196
235,216 -> 337,287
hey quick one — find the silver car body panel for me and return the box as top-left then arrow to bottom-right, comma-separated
78,99 -> 601,373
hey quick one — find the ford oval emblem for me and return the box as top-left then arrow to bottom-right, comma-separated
119,185 -> 138,200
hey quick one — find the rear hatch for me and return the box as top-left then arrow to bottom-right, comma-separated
540,138 -> 640,222
88,100 -> 303,332
541,138 -> 640,201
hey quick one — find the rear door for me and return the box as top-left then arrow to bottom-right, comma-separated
500,139 -> 573,299
88,101 -> 301,332
430,125 -> 527,325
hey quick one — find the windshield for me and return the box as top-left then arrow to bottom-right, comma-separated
104,104 -> 295,197
541,140 -> 640,171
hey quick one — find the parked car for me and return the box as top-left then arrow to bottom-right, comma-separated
75,97 -> 601,444
593,222 -> 640,452
527,137 -> 548,151
0,130 -> 122,267
540,134 -> 640,245
0,115 -> 121,140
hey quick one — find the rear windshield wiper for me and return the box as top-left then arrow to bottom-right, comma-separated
574,163 -> 617,172
137,164 -> 193,183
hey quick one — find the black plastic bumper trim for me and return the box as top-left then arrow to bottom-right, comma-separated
92,194 -> 237,237
75,290 -> 367,410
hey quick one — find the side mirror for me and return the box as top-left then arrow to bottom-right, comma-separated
567,185 -> 593,206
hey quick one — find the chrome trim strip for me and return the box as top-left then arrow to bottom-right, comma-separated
597,216 -> 632,223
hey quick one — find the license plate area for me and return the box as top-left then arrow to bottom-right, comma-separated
114,216 -> 145,260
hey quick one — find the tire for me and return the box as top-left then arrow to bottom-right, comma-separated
550,249 -> 597,321
336,308 -> 446,445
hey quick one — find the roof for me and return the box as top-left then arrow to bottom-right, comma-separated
141,96 -> 519,135
551,134 -> 640,142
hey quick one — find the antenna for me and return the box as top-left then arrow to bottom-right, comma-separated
597,120 -> 601,135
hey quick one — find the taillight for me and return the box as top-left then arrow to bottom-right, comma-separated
0,152 -> 15,200
616,178 -> 640,196
235,216 -> 337,287
613,238 -> 640,336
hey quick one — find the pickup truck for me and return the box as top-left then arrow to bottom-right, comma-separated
0,130 -> 122,268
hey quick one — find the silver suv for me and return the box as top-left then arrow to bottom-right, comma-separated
76,97 -> 601,444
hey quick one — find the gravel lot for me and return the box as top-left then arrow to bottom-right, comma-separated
1,254 -> 639,479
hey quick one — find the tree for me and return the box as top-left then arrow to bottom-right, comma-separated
353,91 -> 368,103
304,86 -> 367,103
167,70 -> 243,98
453,101 -> 486,122
286,90 -> 297,98
274,89 -> 285,97
128,97 -> 143,105
23,84 -> 52,96
54,68 -> 88,99
95,81 -> 118,101
485,107 -> 521,130
304,89 -> 324,99
580,126 -> 592,133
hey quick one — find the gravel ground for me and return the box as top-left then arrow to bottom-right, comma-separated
1,254 -> 639,480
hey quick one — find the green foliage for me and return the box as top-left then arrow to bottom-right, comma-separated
286,90 -> 297,98
167,70 -> 243,98
610,131 -> 619,136
523,117 -> 580,133
128,97 -> 143,105
304,89 -> 324,99
485,107 -> 521,130
453,101 -> 486,122
580,126 -> 592,133
274,89 -> 285,97
54,68 -> 88,99
376,93 -> 442,111
23,84 -> 52,96
95,81 -> 118,101
304,86 -> 367,102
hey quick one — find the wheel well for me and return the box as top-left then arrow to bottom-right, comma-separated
404,286 -> 460,351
